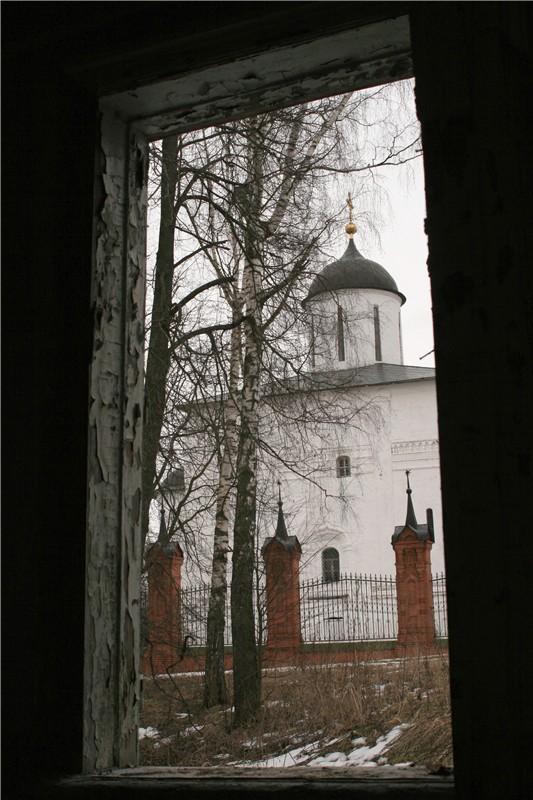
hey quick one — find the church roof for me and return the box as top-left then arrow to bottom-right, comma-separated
304,238 -> 406,305
160,467 -> 185,493
286,362 -> 435,393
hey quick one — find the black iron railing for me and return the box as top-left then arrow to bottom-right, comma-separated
300,573 -> 398,642
141,571 -> 448,647
432,572 -> 448,638
179,581 -> 266,646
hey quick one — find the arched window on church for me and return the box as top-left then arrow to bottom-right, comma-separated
322,548 -> 340,583
336,455 -> 351,477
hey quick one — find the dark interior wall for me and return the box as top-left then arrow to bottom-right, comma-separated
2,34 -> 94,788
3,1 -> 408,94
411,6 -> 532,798
2,2 -> 532,799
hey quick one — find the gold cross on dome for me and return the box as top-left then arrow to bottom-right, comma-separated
346,192 -> 354,223
345,192 -> 357,237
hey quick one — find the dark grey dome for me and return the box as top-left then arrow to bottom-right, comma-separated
160,467 -> 185,493
304,238 -> 406,305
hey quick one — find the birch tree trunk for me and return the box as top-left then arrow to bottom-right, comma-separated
203,313 -> 241,707
231,122 -> 264,725
231,332 -> 262,724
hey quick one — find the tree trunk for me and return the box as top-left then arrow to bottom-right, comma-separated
231,121 -> 264,725
231,340 -> 262,725
203,316 -> 241,707
141,135 -> 179,552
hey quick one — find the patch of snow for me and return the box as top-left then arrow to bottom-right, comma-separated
308,724 -> 411,768
230,726 -> 412,770
229,736 -> 340,768
324,751 -> 347,763
346,725 -> 409,765
138,726 -> 160,740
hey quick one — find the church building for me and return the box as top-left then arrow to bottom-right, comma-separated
156,212 -> 443,585
278,213 -> 443,581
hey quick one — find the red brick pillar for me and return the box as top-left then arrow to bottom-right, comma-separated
261,492 -> 302,666
392,473 -> 436,648
141,540 -> 184,675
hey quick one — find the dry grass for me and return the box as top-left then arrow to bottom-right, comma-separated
139,652 -> 452,771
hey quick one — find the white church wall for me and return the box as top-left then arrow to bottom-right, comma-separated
390,380 -> 438,441
307,288 -> 403,371
389,380 -> 444,571
276,378 -> 444,581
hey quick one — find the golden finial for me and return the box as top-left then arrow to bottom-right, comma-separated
345,192 -> 357,238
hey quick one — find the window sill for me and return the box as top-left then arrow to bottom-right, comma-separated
59,766 -> 455,797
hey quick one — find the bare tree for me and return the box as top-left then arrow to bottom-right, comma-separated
142,82 -> 420,723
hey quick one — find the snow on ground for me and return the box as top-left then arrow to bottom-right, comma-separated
140,715 -> 415,769
139,727 -> 174,748
309,725 -> 410,768
226,724 -> 411,769
227,738 -> 337,768
139,726 -> 160,740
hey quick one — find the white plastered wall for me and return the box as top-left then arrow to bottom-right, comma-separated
308,288 -> 404,371
282,378 -> 443,580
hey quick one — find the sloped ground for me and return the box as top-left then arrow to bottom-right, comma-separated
139,653 -> 452,772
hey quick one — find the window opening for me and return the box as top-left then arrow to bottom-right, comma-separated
89,36 -> 447,777
322,547 -> 341,583
137,81 -> 446,772
337,455 -> 351,477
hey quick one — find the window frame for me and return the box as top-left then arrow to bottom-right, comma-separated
82,11 -> 456,797
336,455 -> 351,478
322,547 -> 341,583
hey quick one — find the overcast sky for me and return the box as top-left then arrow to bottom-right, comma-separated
358,155 -> 435,368
380,156 -> 434,368
147,89 -> 435,370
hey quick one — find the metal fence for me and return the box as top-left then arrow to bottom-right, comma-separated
432,572 -> 448,638
142,571 -> 448,647
180,581 -> 267,646
300,573 -> 398,643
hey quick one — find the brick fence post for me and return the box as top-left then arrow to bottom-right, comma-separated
261,487 -> 302,666
392,472 -> 436,649
141,515 -> 184,675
